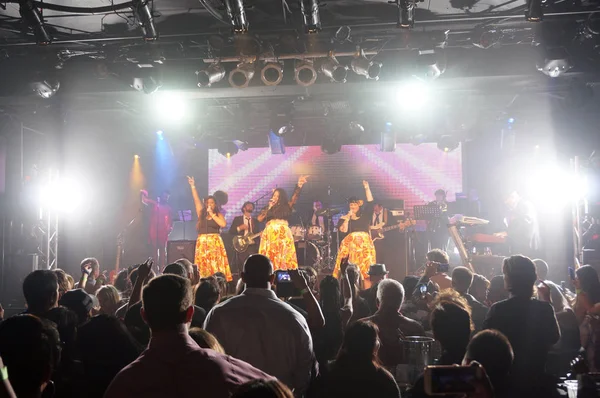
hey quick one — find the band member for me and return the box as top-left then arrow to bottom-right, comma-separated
333,180 -> 376,283
187,176 -> 232,281
427,189 -> 449,251
257,175 -> 309,271
140,189 -> 173,271
495,191 -> 539,257
229,201 -> 260,272
311,201 -> 326,229
370,203 -> 388,264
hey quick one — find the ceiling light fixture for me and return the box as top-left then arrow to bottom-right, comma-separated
299,0 -> 321,34
294,60 -> 318,86
437,135 -> 459,152
18,0 -> 51,45
260,62 -> 284,86
131,0 -> 158,41
321,56 -> 348,83
536,47 -> 572,78
228,62 -> 255,88
218,141 -> 239,157
394,0 -> 415,29
196,63 -> 226,87
350,50 -> 382,80
30,80 -> 60,99
222,0 -> 249,34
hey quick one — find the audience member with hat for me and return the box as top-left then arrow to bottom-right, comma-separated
360,264 -> 389,314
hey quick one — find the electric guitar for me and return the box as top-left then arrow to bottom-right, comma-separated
233,232 -> 262,253
370,220 -> 416,242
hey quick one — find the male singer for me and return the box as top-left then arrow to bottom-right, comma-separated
370,203 -> 388,263
229,201 -> 260,274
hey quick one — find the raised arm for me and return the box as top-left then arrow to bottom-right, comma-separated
140,190 -> 157,206
363,180 -> 374,202
187,176 -> 203,218
289,175 -> 309,208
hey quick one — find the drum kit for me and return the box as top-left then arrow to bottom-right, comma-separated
291,207 -> 341,272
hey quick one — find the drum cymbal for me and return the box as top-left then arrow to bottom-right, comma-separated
316,208 -> 341,217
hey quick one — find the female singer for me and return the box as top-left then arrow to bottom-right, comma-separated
187,176 -> 232,281
333,180 -> 376,284
257,175 -> 309,271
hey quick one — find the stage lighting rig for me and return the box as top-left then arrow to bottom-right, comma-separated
299,0 -> 321,34
390,0 -> 416,29
229,62 -> 255,88
437,135 -> 459,152
132,64 -> 162,94
196,64 -> 226,87
413,49 -> 445,81
270,103 -> 295,136
30,80 -> 60,99
294,60 -> 318,86
536,47 -> 572,78
525,0 -> 543,22
261,62 -> 284,86
18,0 -> 51,45
350,50 -> 382,80
131,0 -> 158,41
223,0 -> 249,34
321,56 -> 348,83
218,141 -> 239,157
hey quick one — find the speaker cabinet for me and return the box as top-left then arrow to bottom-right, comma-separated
167,240 -> 196,264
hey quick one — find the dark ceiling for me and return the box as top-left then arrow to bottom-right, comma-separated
0,0 -> 598,151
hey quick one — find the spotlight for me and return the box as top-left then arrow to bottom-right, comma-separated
268,130 -> 286,154
525,0 -> 543,22
294,60 -> 318,86
132,63 -> 162,94
413,49 -> 444,81
350,51 -> 382,80
131,0 -> 158,41
321,135 -> 342,154
134,154 -> 140,159
320,56 -> 348,83
333,26 -> 352,43
437,135 -> 459,152
30,80 -> 60,99
270,104 -> 295,136
196,63 -> 225,87
396,0 -> 415,29
395,80 -> 429,110
156,130 -> 164,141
380,122 -> 396,152
260,62 -> 284,86
299,0 -> 321,34
222,0 -> 249,33
349,121 -> 365,135
217,141 -> 239,157
229,62 -> 255,88
19,0 -> 51,45
233,140 -> 249,151
152,92 -> 188,123
536,47 -> 572,78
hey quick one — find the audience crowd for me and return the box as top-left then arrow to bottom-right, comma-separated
0,246 -> 599,398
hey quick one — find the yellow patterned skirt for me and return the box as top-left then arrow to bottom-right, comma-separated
259,220 -> 298,271
333,231 -> 376,281
194,233 -> 232,281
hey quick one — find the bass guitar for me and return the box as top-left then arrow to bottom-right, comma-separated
233,232 -> 262,253
370,220 -> 416,242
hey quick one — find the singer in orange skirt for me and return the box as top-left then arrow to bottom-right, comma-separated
257,175 -> 309,271
188,176 -> 232,281
333,180 -> 377,282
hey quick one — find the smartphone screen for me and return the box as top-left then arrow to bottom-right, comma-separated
438,263 -> 449,273
419,284 -> 427,295
425,366 -> 479,395
276,271 -> 291,282
568,267 -> 575,281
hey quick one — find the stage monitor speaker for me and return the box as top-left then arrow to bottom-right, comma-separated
167,240 -> 196,264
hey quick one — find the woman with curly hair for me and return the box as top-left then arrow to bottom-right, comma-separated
333,180 -> 376,283
256,175 -> 309,271
188,176 -> 232,281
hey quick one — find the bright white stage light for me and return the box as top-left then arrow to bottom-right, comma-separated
395,80 -> 429,110
41,177 -> 86,214
152,92 -> 188,123
528,165 -> 587,209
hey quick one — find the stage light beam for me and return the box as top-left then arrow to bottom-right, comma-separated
152,92 -> 188,123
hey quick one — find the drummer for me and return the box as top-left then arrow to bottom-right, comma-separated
311,201 -> 326,230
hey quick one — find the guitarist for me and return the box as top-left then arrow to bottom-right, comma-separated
370,203 -> 388,264
229,201 -> 260,274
